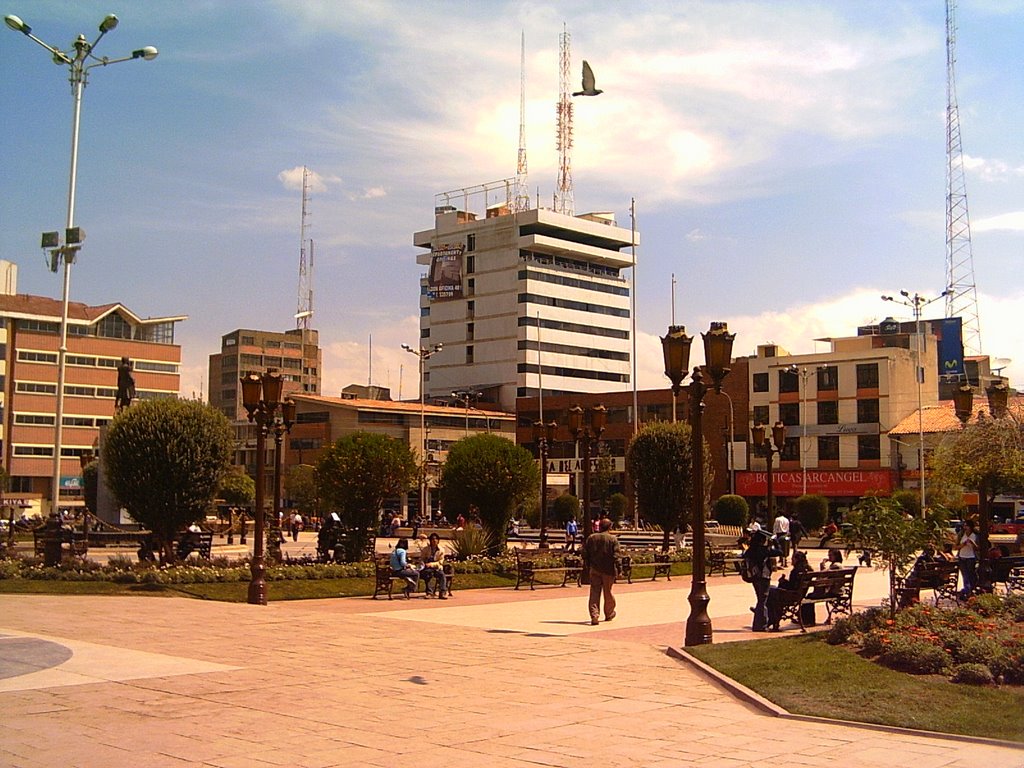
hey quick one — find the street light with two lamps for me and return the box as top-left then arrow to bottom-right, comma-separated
5,12 -> 158,516
403,343 -> 443,521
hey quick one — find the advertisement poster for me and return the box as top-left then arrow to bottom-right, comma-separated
428,244 -> 464,301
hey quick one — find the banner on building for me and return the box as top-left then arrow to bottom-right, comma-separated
937,316 -> 965,377
427,244 -> 464,301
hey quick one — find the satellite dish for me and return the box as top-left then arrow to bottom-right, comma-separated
992,357 -> 1012,374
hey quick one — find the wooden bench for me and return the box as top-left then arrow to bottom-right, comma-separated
372,554 -> 455,600
32,527 -> 88,558
619,549 -> 671,583
513,549 -> 582,590
706,542 -> 743,576
176,531 -> 213,560
776,567 -> 858,632
896,559 -> 959,607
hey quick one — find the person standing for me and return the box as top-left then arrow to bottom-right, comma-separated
772,510 -> 791,567
956,519 -> 979,598
789,513 -> 807,553
583,517 -> 620,625
290,511 -> 302,542
565,517 -> 579,552
743,528 -> 774,631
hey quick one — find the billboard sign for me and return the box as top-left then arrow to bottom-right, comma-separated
427,244 -> 464,301
937,316 -> 965,377
736,469 -> 894,497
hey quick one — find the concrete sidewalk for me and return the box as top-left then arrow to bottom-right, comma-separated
2,563 -> 1022,767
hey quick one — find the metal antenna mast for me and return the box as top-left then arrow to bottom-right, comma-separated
944,0 -> 981,354
555,24 -> 574,215
296,166 -> 314,330
514,31 -> 530,212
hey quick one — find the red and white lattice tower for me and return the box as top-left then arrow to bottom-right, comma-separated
296,166 -> 314,330
513,31 -> 530,212
944,0 -> 982,355
554,24 -> 574,216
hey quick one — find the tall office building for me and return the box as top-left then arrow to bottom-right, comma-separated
413,194 -> 637,411
0,264 -> 184,515
208,328 -> 321,421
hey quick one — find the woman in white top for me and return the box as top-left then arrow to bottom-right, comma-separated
956,519 -> 978,598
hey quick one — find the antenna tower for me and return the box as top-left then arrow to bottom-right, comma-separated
296,166 -> 314,330
555,24 -> 574,216
514,31 -> 530,212
944,0 -> 981,354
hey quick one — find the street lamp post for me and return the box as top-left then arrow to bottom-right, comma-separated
240,370 -> 293,606
5,13 -> 158,517
881,289 -> 952,514
403,343 -> 443,521
452,389 -> 480,436
662,321 -> 736,647
272,399 -> 296,551
533,420 -> 557,548
751,421 -> 787,525
719,389 -> 735,495
568,405 -> 607,544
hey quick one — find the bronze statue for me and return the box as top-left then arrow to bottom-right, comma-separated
115,356 -> 136,411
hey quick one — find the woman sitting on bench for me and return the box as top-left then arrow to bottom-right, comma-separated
766,550 -> 812,631
390,537 -> 420,597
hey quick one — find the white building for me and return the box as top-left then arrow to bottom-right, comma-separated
413,188 -> 637,411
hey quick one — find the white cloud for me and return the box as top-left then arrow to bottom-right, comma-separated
277,166 -> 340,194
963,154 -> 1024,182
972,211 -> 1024,232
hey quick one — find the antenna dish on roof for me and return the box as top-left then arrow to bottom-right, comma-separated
992,357 -> 1012,374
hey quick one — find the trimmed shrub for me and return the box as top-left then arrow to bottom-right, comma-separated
793,494 -> 829,531
607,492 -> 628,524
877,634 -> 951,675
551,494 -> 580,526
712,495 -> 749,527
951,663 -> 994,686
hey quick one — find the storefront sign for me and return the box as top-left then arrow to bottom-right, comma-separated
736,469 -> 894,497
545,457 -> 626,474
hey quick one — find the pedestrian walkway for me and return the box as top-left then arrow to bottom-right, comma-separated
2,556 -> 1021,767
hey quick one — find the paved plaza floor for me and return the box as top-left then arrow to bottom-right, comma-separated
2,556 -> 1022,767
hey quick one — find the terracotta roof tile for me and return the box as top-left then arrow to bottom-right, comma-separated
889,397 -> 1024,435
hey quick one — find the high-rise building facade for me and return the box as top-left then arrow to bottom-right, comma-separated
0,281 -> 184,515
208,328 -> 321,421
413,200 -> 637,411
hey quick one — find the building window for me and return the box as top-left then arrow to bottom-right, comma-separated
15,414 -> 55,425
817,400 -> 838,425
11,477 -> 33,493
96,312 -> 132,340
16,382 -> 56,394
241,336 -> 255,345
14,445 -> 53,457
752,372 -> 769,392
296,411 -> 329,424
856,363 -> 879,389
224,337 -> 237,347
467,277 -> 475,296
17,351 -> 58,364
420,328 -> 430,338
466,345 -> 474,364
467,300 -> 475,317
16,319 -> 59,334
134,361 -> 178,373
778,368 -> 799,393
467,323 -> 474,341
780,436 -> 799,461
779,402 -> 800,426
265,340 -> 281,348
858,434 -> 881,460
818,435 -> 840,461
421,306 -> 430,317
752,405 -> 769,425
817,365 -> 838,390
466,235 -> 476,253
857,398 -> 879,424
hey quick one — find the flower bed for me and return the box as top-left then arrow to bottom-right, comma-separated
828,594 -> 1024,685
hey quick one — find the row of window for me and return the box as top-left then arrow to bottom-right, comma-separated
16,316 -> 175,344
14,413 -> 110,428
16,350 -> 178,373
518,314 -> 629,340
519,293 -> 630,319
752,363 -> 879,393
12,445 -> 96,458
517,339 -> 629,362
753,399 -> 880,427
758,435 -> 881,462
15,381 -> 173,400
518,268 -> 629,297
517,362 -> 629,384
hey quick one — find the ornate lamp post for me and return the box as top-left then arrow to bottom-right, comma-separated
533,419 -> 557,548
240,369 -> 291,606
403,343 -> 443,521
663,321 -> 736,647
568,404 -> 607,543
272,398 -> 296,550
751,421 -> 787,524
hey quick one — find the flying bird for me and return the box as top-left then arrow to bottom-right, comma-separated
572,60 -> 603,96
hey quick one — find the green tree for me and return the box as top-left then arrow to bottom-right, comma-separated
626,421 -> 713,551
218,471 -> 255,507
930,412 -> 1024,548
844,495 -> 948,617
438,433 -> 539,556
103,399 -> 233,563
551,493 -> 580,526
891,489 -> 922,518
713,494 -> 749,527
285,463 -> 320,520
315,432 -> 417,561
793,494 -> 829,531
82,460 -> 99,515
606,492 -> 628,525
591,442 -> 614,514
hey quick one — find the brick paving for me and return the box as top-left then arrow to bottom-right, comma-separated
1,559 -> 1022,767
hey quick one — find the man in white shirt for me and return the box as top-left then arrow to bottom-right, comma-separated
772,512 -> 791,567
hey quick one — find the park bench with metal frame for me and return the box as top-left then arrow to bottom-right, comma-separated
776,567 -> 858,632
619,548 -> 671,583
706,541 -> 743,576
513,549 -> 582,590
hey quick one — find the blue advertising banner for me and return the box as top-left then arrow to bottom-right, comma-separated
937,316 -> 965,376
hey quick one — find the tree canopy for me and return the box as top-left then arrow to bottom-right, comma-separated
217,471 -> 255,507
103,399 -> 233,562
315,432 -> 417,560
438,433 -> 538,555
285,463 -> 320,520
626,421 -> 713,551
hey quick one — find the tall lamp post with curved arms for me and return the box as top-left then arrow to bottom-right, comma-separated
568,405 -> 607,544
5,13 -> 158,517
533,420 -> 557,548
403,343 -> 443,521
663,321 -> 736,647
751,421 -> 787,524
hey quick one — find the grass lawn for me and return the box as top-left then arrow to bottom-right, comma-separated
688,633 -> 1024,743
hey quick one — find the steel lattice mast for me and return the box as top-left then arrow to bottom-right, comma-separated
555,24 -> 574,216
296,166 -> 314,330
513,31 -> 530,212
944,0 -> 982,355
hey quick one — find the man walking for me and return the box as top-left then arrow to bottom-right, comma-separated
772,510 -> 790,567
583,517 -> 620,625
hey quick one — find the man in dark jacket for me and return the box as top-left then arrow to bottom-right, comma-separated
583,517 -> 620,625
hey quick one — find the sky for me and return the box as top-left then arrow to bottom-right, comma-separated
2,0 -> 1022,402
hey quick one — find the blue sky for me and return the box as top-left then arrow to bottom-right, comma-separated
3,1 -> 1022,400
